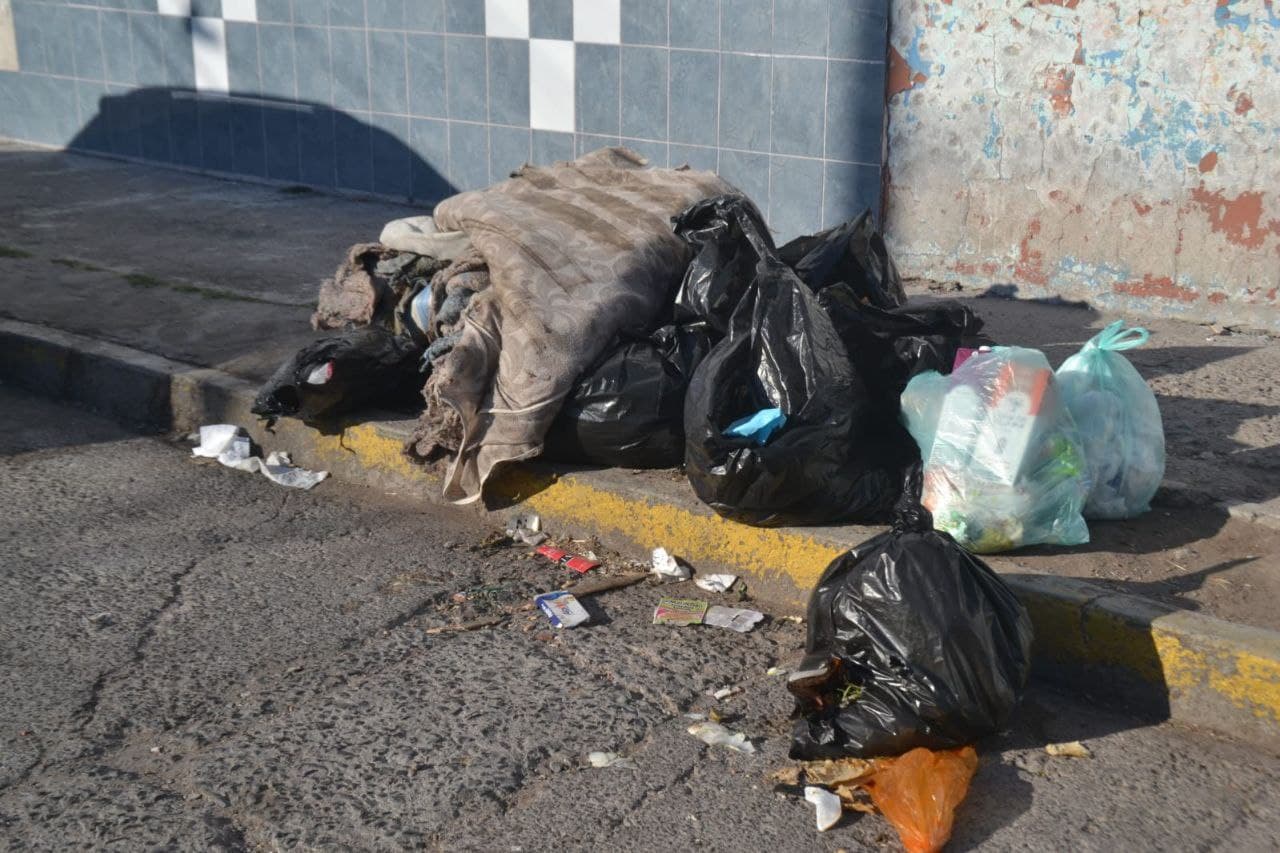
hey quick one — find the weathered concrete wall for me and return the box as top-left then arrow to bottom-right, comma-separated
886,0 -> 1280,329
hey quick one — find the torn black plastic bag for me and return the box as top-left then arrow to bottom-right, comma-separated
683,248 -> 899,526
778,209 -> 907,310
252,327 -> 424,424
670,195 -> 776,336
788,504 -> 1033,759
544,324 -> 713,468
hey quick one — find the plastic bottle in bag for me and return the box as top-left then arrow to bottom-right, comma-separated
1056,321 -> 1165,519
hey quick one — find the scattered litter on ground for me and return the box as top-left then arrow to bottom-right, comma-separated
864,747 -> 978,853
684,712 -> 707,721
1044,740 -> 1092,759
687,721 -> 756,755
85,612 -> 114,629
694,573 -> 737,592
535,544 -> 599,574
651,547 -> 692,580
704,605 -> 764,633
654,597 -> 708,626
505,513 -> 547,546
423,616 -> 506,635
766,666 -> 789,677
534,591 -> 590,628
587,751 -> 638,770
724,407 -> 787,445
191,425 -> 328,489
710,685 -> 741,700
804,786 -> 843,831
567,572 -> 650,597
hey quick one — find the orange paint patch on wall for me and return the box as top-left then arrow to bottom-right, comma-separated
1208,292 -> 1228,304
1072,32 -> 1085,65
1235,92 -> 1255,115
1046,68 -> 1075,116
1115,275 -> 1201,303
888,46 -> 928,99
1198,151 -> 1218,173
1037,0 -> 1080,7
1189,186 -> 1280,250
1132,199 -> 1153,215
1014,219 -> 1048,285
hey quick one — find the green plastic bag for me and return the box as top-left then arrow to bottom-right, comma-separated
901,346 -> 1090,553
1056,321 -> 1165,519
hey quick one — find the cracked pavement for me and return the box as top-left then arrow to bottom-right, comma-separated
2,384 -> 1279,852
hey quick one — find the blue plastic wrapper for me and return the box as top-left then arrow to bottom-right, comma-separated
723,407 -> 786,445
1056,321 -> 1165,519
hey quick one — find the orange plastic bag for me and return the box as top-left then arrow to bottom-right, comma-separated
864,746 -> 979,853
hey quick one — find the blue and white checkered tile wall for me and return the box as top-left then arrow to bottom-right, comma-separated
0,0 -> 887,238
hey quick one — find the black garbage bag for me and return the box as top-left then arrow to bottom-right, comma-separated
252,327 -> 424,423
778,209 -> 907,310
544,323 -> 714,468
787,484 -> 1033,759
670,195 -> 776,335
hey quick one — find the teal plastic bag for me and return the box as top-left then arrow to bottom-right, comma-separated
1056,321 -> 1165,519
901,346 -> 1090,553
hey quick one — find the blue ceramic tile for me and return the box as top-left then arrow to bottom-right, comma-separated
327,0 -> 364,27
773,0 -> 825,55
668,50 -> 716,145
576,133 -> 620,156
448,121 -> 489,189
407,34 -> 447,117
231,103 -> 268,176
43,6 -> 78,77
446,0 -> 484,33
823,160 -> 880,226
130,13 -> 166,86
0,74 -> 29,141
489,125 -> 530,177
621,46 -> 665,140
669,0 -> 717,49
717,147 -> 769,205
668,143 -> 716,171
367,0 -> 406,28
199,98 -> 236,172
297,110 -> 337,185
74,80 -> 113,152
334,111 -> 373,189
30,75 -> 81,146
226,21 -> 261,95
258,24 -> 297,98
105,85 -> 145,158
825,59 -> 884,163
293,25 -> 332,103
621,0 -> 666,45
292,0 -> 327,25
100,12 -> 135,84
532,129 -> 573,164
191,0 -> 222,17
257,0 -> 292,22
405,0 -> 446,31
126,0 -> 153,9
409,116 -> 451,200
169,96 -> 204,166
827,2 -> 886,61
771,56 -> 824,156
621,136 -> 667,166
160,15 -> 196,88
369,30 -> 408,113
530,0 -> 572,39
329,28 -> 370,110
445,36 -> 486,120
263,106 -> 301,180
575,43 -> 619,134
720,0 -> 769,54
718,52 -> 769,151
768,154 -> 822,240
137,91 -> 173,161
488,37 -> 529,126
11,2 -> 49,74
370,112 -> 413,195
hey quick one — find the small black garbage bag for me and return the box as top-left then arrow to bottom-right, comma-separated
544,323 -> 713,468
671,195 -> 776,335
787,479 -> 1034,759
778,209 -> 907,310
252,327 -> 424,424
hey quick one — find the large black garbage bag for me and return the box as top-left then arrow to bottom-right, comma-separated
778,209 -> 907,310
252,327 -> 423,423
683,243 -> 900,526
787,491 -> 1033,759
670,195 -> 776,335
544,323 -> 714,468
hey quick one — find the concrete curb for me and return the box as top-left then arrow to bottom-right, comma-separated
4,317 -> 1279,750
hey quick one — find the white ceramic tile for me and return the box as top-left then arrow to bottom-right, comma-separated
192,17 -> 229,93
221,0 -> 258,22
573,0 -> 619,44
485,0 -> 529,39
529,38 -> 574,132
157,0 -> 193,16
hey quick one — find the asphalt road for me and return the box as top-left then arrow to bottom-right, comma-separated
1,385 -> 1277,852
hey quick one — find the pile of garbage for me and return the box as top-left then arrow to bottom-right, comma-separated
245,146 -> 1168,851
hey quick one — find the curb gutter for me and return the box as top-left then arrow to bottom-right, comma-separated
4,317 -> 1279,750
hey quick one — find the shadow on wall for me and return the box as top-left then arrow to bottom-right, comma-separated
67,87 -> 457,205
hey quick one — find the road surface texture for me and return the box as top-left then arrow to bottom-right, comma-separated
2,385 -> 1278,852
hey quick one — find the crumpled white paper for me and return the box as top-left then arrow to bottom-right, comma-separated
705,605 -> 764,633
651,547 -> 692,580
695,573 -> 737,593
687,721 -> 755,754
804,786 -> 842,831
192,425 -> 328,490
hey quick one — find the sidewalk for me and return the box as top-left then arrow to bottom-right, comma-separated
3,141 -> 1279,746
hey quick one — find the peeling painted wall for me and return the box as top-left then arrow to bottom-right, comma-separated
886,0 -> 1280,329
